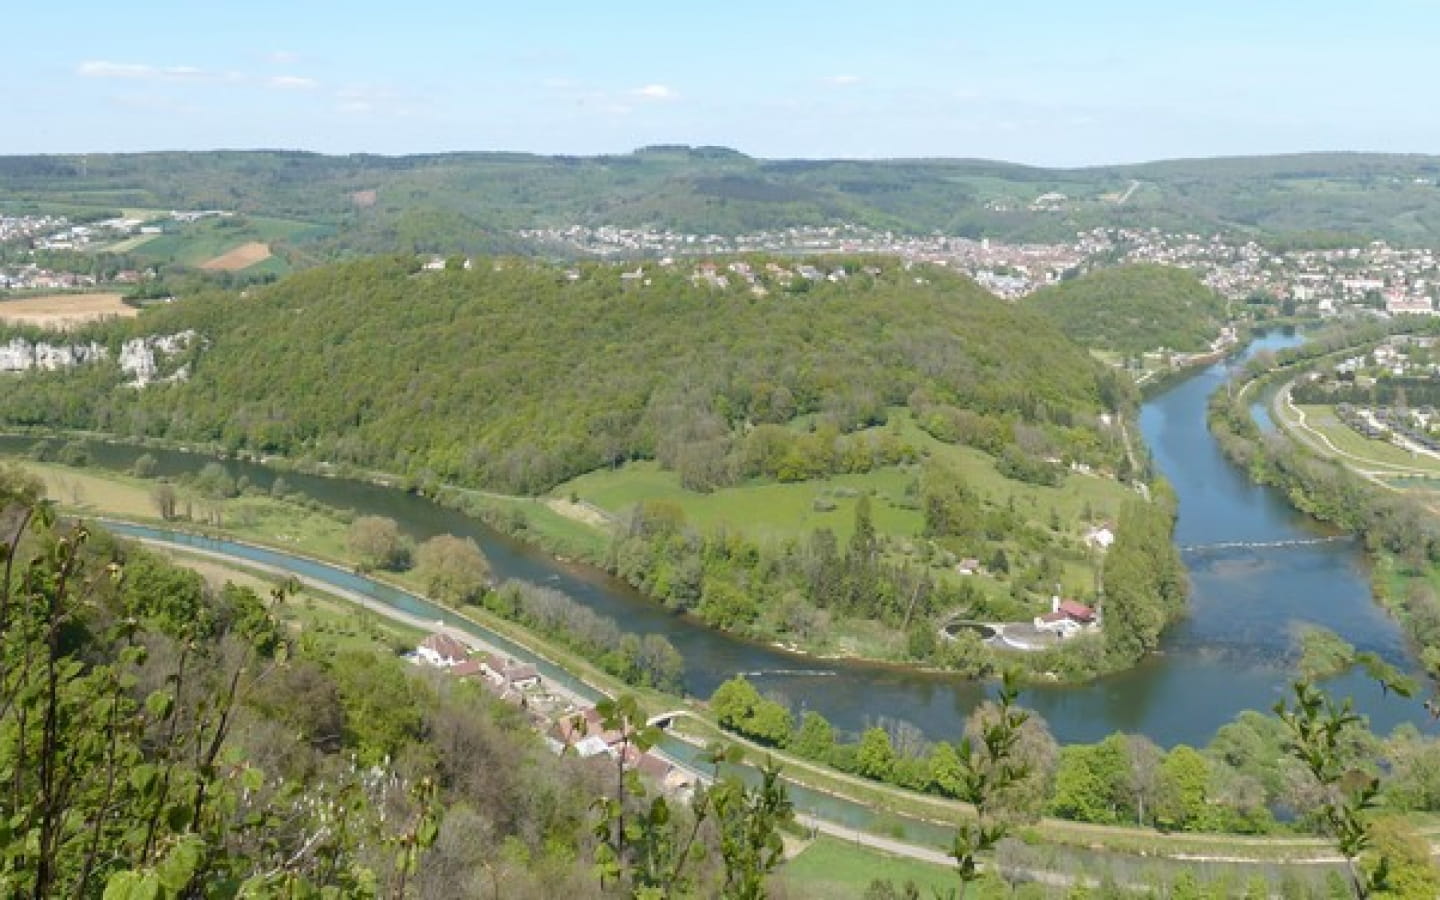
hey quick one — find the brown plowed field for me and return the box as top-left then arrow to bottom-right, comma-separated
199,241 -> 272,270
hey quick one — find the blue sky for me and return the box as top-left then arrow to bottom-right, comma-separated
8,0 -> 1437,166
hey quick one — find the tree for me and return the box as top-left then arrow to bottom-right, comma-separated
948,671 -> 1033,899
589,697 -> 792,899
1122,733 -> 1166,827
132,452 -> 159,478
347,515 -> 410,571
1276,669 -> 1415,899
711,676 -> 762,731
791,711 -> 836,762
748,698 -> 794,748
150,480 -> 179,520
1051,737 -> 1129,824
415,534 -> 490,606
1156,744 -> 1212,831
963,698 -> 1058,823
856,727 -> 896,781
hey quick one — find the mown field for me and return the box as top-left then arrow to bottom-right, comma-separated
1292,404 -> 1440,475
776,836 -> 955,897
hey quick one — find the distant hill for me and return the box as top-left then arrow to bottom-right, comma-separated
1022,265 -> 1229,355
0,256 -> 1123,493
5,149 -> 1440,252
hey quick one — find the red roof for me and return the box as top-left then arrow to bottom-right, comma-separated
1058,600 -> 1095,622
451,659 -> 483,678
419,632 -> 469,661
1038,611 -> 1068,624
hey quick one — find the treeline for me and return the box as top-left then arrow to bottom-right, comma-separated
483,579 -> 684,693
1022,264 -> 1230,355
1100,495 -> 1188,666
0,254 -> 1122,495
709,673 -> 1440,839
1293,376 -> 1440,410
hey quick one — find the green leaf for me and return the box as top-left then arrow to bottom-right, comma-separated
103,871 -> 163,900
157,834 -> 205,893
240,766 -> 264,793
145,690 -> 175,721
129,764 -> 159,796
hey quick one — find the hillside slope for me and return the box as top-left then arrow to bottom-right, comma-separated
0,256 -> 1125,493
1023,264 -> 1229,355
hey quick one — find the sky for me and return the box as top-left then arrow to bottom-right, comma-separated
7,0 -> 1439,167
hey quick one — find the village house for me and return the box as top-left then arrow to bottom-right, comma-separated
481,655 -> 541,690
1084,524 -> 1115,551
1032,597 -> 1098,639
416,632 -> 470,668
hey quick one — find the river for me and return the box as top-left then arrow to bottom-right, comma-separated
3,332 -> 1430,748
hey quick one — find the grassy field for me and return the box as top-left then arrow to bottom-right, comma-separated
100,233 -> 160,253
1292,404 -> 1440,474
777,837 -> 957,898
15,457 -> 357,561
561,410 -> 1132,545
557,409 -> 1134,597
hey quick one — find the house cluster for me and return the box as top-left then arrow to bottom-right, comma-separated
546,708 -> 693,795
414,632 -> 542,701
1032,596 -> 1099,640
411,631 -> 693,795
521,218 -> 1440,320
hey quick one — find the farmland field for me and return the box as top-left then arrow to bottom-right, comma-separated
200,241 -> 272,270
0,292 -> 137,328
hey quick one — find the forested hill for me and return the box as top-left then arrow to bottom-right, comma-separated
1021,264 -> 1230,355
7,148 -> 1440,249
0,256 -> 1128,493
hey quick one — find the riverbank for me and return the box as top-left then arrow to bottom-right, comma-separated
1207,327 -> 1440,684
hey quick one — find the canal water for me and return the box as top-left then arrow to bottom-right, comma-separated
5,332 -> 1430,747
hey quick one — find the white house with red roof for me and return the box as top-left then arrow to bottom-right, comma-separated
416,632 -> 470,668
1033,597 -> 1098,639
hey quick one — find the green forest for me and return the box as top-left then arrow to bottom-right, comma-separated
0,256 -> 1127,496
1022,265 -> 1230,355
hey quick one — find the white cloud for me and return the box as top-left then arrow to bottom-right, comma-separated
265,50 -> 301,65
823,74 -> 862,86
77,61 -> 158,79
267,75 -> 318,90
632,84 -> 678,101
77,61 -> 217,82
